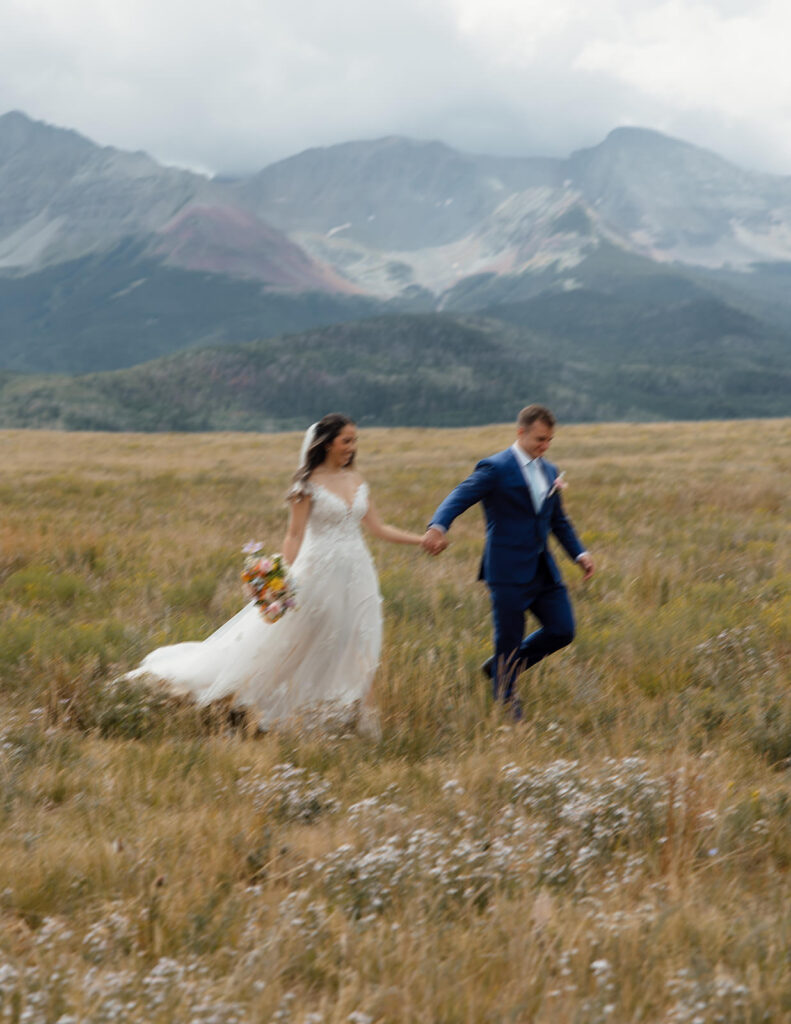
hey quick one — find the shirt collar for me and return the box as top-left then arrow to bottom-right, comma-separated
511,441 -> 537,467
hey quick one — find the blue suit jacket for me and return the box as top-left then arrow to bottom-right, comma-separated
430,448 -> 585,587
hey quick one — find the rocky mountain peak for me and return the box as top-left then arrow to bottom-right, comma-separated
565,124 -> 791,263
0,110 -> 97,171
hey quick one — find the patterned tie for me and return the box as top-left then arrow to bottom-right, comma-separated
526,458 -> 546,512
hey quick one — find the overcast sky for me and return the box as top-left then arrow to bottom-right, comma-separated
2,0 -> 790,177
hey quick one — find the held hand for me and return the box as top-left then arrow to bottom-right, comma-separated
421,527 -> 448,556
577,553 -> 594,581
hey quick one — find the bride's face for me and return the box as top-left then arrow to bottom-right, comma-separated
326,424 -> 358,467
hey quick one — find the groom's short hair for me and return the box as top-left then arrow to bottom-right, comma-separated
517,404 -> 556,429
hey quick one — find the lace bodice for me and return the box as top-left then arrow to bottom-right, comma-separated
299,481 -> 369,551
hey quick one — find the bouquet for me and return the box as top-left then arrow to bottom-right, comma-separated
241,542 -> 297,623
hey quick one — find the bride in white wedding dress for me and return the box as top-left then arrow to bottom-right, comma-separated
126,414 -> 424,733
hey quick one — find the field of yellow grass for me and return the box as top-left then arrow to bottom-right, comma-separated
0,419 -> 789,1023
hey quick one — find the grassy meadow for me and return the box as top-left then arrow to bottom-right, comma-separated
0,419 -> 790,1023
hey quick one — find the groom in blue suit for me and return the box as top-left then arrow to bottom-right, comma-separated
423,405 -> 594,718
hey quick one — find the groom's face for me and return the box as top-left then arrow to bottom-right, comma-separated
517,420 -> 554,459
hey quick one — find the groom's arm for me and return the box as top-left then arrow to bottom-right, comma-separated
423,460 -> 497,553
549,495 -> 594,579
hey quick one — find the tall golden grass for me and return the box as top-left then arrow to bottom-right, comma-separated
0,419 -> 789,1023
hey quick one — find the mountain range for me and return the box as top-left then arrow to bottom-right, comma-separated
1,110 -> 790,427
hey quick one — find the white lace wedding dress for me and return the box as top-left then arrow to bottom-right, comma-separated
126,481 -> 383,729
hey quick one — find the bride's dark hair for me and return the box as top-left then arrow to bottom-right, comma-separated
287,413 -> 356,500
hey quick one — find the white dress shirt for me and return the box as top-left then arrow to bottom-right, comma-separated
511,441 -> 547,512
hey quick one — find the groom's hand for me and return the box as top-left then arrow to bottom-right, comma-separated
577,553 -> 594,580
421,527 -> 448,555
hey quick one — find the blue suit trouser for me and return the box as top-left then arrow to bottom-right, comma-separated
488,560 -> 575,704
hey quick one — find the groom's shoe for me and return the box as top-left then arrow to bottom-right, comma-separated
508,696 -> 524,723
481,656 -> 494,680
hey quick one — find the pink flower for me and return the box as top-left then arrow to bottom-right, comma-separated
264,600 -> 283,622
547,471 -> 567,498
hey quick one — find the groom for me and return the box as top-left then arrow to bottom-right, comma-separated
422,405 -> 594,718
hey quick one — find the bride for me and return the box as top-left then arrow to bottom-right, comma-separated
125,414 -> 425,733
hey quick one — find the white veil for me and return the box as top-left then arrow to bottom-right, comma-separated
298,422 -> 319,470
286,422 -> 319,501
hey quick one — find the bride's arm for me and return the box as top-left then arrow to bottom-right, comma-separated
363,497 -> 424,546
282,495 -> 311,564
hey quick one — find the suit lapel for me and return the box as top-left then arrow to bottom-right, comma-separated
543,463 -> 556,499
507,448 -> 539,514
540,463 -> 559,514
507,449 -> 530,495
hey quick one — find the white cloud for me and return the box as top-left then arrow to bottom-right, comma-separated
573,0 -> 791,169
576,1 -> 791,114
452,0 -> 580,62
1,0 -> 791,174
